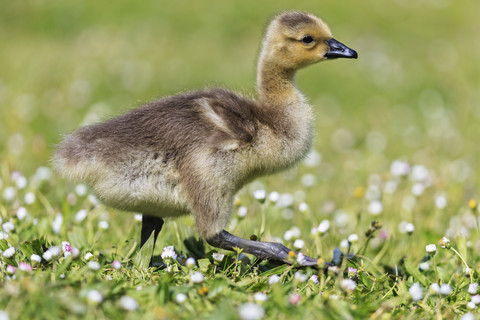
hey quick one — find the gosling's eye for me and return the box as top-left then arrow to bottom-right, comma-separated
302,36 -> 314,44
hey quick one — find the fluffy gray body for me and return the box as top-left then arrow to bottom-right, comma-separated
54,11 -> 357,264
54,88 -> 313,238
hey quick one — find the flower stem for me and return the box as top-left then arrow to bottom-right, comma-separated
259,204 -> 265,241
433,256 -> 439,283
450,247 -> 473,283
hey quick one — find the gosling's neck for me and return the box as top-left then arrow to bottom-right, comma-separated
251,58 -> 314,175
256,60 -> 306,108
256,54 -> 314,143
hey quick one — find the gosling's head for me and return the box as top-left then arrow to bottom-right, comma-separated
260,11 -> 358,70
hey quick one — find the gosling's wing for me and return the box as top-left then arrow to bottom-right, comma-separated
53,88 -> 261,178
193,88 -> 260,151
78,88 -> 259,151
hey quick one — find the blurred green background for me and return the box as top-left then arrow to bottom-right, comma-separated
2,2 -> 480,318
1,0 -> 479,205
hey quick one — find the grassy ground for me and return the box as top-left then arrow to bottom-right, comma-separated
1,0 -> 480,319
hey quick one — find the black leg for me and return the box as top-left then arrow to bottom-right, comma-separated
206,230 -> 319,267
140,214 -> 164,249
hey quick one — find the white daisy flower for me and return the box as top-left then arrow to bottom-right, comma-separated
298,202 -> 309,213
293,239 -> 304,249
409,283 -> 423,302
405,223 -> 415,234
419,262 -> 429,271
426,244 -> 436,255
212,252 -> 224,262
118,296 -> 138,311
175,293 -> 187,303
31,254 -> 42,263
24,192 -> 36,205
52,213 -> 63,234
268,191 -> 280,203
2,222 -> 14,233
3,187 -> 16,201
3,247 -> 15,258
435,194 -> 447,209
390,160 -> 410,177
86,290 -> 102,304
429,283 -> 440,294
238,303 -> 264,320
317,220 -> 330,234
16,207 -> 28,220
252,190 -> 266,203
253,292 -> 268,302
16,176 -> 27,189
439,284 -> 452,295
98,220 -> 109,230
468,283 -> 478,295
185,257 -> 196,268
340,279 -> 356,292
367,201 -> 383,215
294,271 -> 307,282
268,275 -> 280,285
75,184 -> 88,196
348,234 -> 359,243
237,206 -> 248,218
190,271 -> 204,284
75,209 -> 88,222
88,261 -> 100,270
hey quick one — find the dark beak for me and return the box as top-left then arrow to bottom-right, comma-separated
324,38 -> 358,59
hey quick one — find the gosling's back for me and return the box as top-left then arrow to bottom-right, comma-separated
53,88 -> 275,217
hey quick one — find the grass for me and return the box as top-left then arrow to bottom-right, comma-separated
1,0 -> 480,319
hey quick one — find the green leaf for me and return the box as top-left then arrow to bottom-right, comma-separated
359,271 -> 373,288
133,231 -> 155,269
32,237 -> 48,255
156,275 -> 173,304
0,239 -> 9,251
20,242 -> 34,258
198,258 -> 211,273
236,277 -> 257,287
396,280 -> 408,296
56,256 -> 73,276
18,238 -> 46,259
69,226 -> 88,249
404,260 -> 427,287
258,264 -> 289,277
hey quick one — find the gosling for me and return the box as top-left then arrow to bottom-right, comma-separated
54,11 -> 357,266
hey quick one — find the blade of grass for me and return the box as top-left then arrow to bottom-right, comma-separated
134,231 -> 155,269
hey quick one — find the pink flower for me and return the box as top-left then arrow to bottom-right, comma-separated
18,262 -> 33,272
69,247 -> 79,258
161,246 -> 177,262
112,260 -> 122,270
289,292 -> 301,305
348,267 -> 358,278
379,228 -> 389,241
62,241 -> 73,257
62,241 -> 72,252
6,265 -> 16,274
309,275 -> 319,284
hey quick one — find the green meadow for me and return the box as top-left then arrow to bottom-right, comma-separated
1,0 -> 480,319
